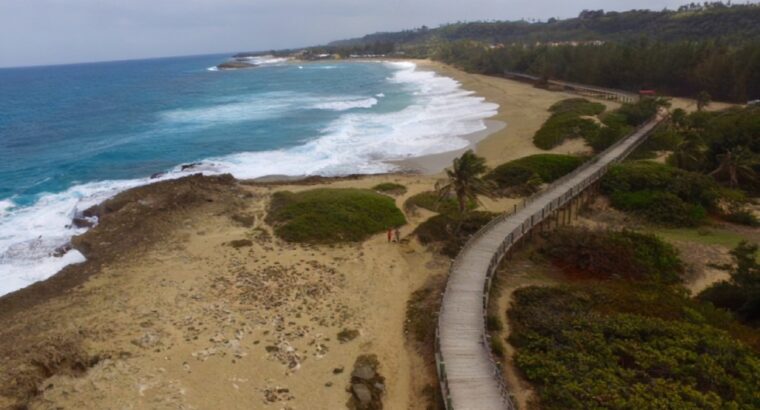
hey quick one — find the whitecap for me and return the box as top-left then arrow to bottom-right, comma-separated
0,61 -> 499,296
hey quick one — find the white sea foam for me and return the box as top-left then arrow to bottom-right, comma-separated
0,61 -> 498,296
312,97 -> 378,111
206,66 -> 219,72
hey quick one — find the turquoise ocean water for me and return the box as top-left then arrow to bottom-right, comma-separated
0,54 -> 497,295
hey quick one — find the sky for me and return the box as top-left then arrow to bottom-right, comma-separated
1,0 -> 695,68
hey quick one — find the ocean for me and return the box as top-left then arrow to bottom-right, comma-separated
0,54 -> 498,296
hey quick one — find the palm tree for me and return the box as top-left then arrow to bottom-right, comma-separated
709,146 -> 758,188
435,150 -> 495,214
670,135 -> 706,172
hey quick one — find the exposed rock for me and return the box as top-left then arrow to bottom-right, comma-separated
351,365 -> 375,381
180,162 -> 201,171
72,217 -> 95,229
217,61 -> 257,70
352,383 -> 373,405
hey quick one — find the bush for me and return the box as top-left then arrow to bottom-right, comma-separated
404,191 -> 474,215
415,211 -> 497,257
723,209 -> 760,227
372,182 -> 407,195
548,98 -> 606,116
541,227 -> 684,283
509,284 -> 760,410
602,161 -> 721,226
487,154 -> 584,191
585,124 -> 629,152
610,190 -> 707,227
267,188 -> 406,243
533,114 -> 600,149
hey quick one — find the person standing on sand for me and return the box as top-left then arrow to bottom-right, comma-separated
394,227 -> 401,243
387,228 -> 393,243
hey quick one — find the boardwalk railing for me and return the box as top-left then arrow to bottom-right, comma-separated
435,114 -> 663,410
502,71 -> 638,103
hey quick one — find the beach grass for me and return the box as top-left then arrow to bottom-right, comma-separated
648,227 -> 757,251
267,188 -> 406,243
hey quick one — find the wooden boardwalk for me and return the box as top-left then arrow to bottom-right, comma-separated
436,116 -> 662,410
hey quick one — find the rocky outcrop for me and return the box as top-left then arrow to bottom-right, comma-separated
347,354 -> 385,409
216,61 -> 257,70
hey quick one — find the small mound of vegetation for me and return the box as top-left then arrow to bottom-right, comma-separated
602,161 -> 721,226
404,191 -> 474,214
267,188 -> 406,243
414,211 -> 497,257
533,99 -> 605,150
541,227 -> 684,283
533,112 -> 601,150
549,98 -> 606,116
372,182 -> 407,195
509,284 -> 760,410
487,154 -> 584,193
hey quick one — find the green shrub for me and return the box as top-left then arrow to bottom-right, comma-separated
372,182 -> 407,195
404,191 -> 475,215
541,227 -> 684,283
486,314 -> 504,332
490,338 -> 506,358
602,161 -> 721,226
415,211 -> 497,257
267,188 -> 406,243
585,124 -> 629,152
610,191 -> 707,227
509,284 -> 760,410
548,98 -> 606,116
533,114 -> 600,149
723,209 -> 760,227
487,154 -> 584,190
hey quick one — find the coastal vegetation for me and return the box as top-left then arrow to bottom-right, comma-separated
541,227 -> 684,283
372,182 -> 407,195
532,97 -> 666,151
324,4 -> 760,102
434,150 -> 495,214
267,188 -> 406,243
509,283 -> 760,409
601,105 -> 759,227
699,241 -> 760,327
486,153 -> 584,195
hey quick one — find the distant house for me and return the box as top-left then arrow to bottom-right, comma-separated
748,99 -> 760,106
639,89 -> 657,98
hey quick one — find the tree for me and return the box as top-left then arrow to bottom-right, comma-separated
669,134 -> 707,171
700,241 -> 760,325
697,90 -> 712,111
435,150 -> 494,214
709,146 -> 758,188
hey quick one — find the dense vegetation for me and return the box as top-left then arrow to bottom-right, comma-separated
267,188 -> 405,243
700,242 -> 760,327
541,228 -> 684,283
319,4 -> 760,102
332,4 -> 760,47
601,161 -> 723,226
509,283 -> 760,409
486,154 -> 584,195
415,211 -> 497,257
434,38 -> 760,103
404,191 -> 472,215
667,106 -> 760,194
532,99 -> 606,149
531,97 -> 665,152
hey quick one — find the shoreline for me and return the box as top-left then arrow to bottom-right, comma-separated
0,59 -> 594,409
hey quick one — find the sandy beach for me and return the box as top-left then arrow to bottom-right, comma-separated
0,61 -> 616,409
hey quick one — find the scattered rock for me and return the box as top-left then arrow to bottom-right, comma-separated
337,328 -> 359,343
72,217 -> 95,228
347,354 -> 384,409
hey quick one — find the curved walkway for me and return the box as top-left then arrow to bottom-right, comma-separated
436,115 -> 663,410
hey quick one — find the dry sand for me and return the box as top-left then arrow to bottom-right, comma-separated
0,61 -> 628,409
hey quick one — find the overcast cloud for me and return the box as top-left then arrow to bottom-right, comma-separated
1,0 -> 692,67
